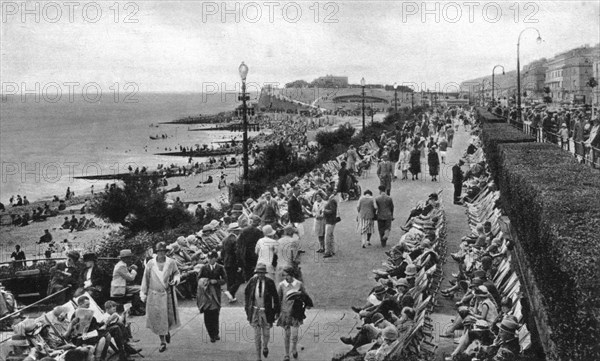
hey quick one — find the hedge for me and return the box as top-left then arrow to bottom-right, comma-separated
480,123 -> 536,181
476,106 -> 506,123
495,142 -> 600,360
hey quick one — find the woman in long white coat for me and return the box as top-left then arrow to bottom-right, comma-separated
397,145 -> 411,180
140,241 -> 181,353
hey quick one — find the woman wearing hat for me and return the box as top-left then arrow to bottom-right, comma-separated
427,145 -> 440,182
408,146 -> 421,180
140,242 -> 181,352
276,266 -> 313,360
397,145 -> 410,180
356,189 -> 376,248
311,191 -> 327,253
74,253 -> 105,304
441,286 -> 498,338
47,251 -> 81,304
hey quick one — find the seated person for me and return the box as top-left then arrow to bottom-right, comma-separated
203,175 -> 214,184
441,286 -> 498,338
110,250 -> 145,316
74,253 -> 105,305
61,217 -> 71,229
167,242 -> 197,299
363,326 -> 399,361
403,193 -> 439,224
62,297 -> 111,361
339,313 -> 394,350
103,301 -> 141,357
47,251 -> 81,304
39,229 -> 53,244
69,216 -> 79,231
445,320 -> 495,361
350,285 -> 394,316
387,306 -> 416,345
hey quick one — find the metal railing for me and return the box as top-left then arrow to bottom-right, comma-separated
506,117 -> 600,169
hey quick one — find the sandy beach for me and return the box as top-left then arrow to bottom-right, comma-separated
0,113 -> 382,264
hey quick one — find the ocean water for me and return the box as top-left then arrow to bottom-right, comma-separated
0,92 -> 256,203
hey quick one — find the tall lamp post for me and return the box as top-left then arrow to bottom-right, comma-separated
361,77 -> 366,137
393,82 -> 398,113
238,61 -> 250,197
411,92 -> 414,109
492,65 -> 505,107
517,27 -> 542,122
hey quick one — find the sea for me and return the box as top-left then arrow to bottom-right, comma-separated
0,92 -> 260,203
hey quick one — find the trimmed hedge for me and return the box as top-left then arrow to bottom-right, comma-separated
495,142 -> 600,360
480,123 -> 536,181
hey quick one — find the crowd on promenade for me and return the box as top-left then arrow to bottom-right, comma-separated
2,104 -> 537,361
490,103 -> 600,152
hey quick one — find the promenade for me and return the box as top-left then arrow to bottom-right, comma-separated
122,128 -> 472,360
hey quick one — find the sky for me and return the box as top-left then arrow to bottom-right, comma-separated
1,0 -> 599,93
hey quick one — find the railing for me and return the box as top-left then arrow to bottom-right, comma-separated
506,117 -> 600,169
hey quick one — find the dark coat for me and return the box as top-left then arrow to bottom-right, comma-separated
323,197 -> 338,225
287,195 -> 304,223
375,194 -> 394,220
244,276 -> 281,324
221,233 -> 239,269
237,226 -> 263,274
428,151 -> 440,176
288,292 -> 314,321
452,164 -> 464,184
197,263 -> 227,306
78,266 -> 105,290
409,149 -> 421,174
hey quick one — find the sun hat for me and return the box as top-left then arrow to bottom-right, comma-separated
421,239 -> 432,249
373,285 -> 388,295
371,313 -> 385,325
202,224 -> 215,232
499,318 -> 520,333
82,253 -> 97,262
168,242 -> 181,252
176,236 -> 186,244
382,326 -> 399,341
209,219 -> 220,228
404,264 -> 417,276
155,242 -> 168,252
393,278 -> 410,288
474,320 -> 490,330
227,222 -> 240,232
262,225 -> 276,237
119,249 -> 133,258
469,278 -> 485,288
474,285 -> 489,295
66,250 -> 80,261
255,263 -> 267,273
185,235 -> 196,244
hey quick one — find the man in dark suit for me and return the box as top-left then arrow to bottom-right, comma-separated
74,253 -> 105,304
237,215 -> 264,281
374,185 -> 394,247
287,185 -> 306,252
47,251 -> 81,304
197,251 -> 227,342
221,223 -> 243,303
245,263 -> 280,361
452,159 -> 465,204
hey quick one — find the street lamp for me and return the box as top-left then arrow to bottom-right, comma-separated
517,27 -> 542,122
393,82 -> 398,113
238,61 -> 250,197
492,65 -> 505,107
361,77 -> 366,137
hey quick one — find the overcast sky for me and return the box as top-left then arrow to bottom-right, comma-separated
2,1 -> 599,93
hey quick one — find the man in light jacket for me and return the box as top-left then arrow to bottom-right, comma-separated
111,249 -> 145,316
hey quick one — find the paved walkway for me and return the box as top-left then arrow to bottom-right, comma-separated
122,126 -> 473,361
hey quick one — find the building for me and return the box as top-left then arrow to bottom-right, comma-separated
545,44 -> 599,104
522,58 -> 547,99
311,75 -> 348,88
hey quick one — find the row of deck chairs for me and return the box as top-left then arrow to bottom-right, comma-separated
348,191 -> 448,361
461,181 -> 532,355
241,140 -> 381,221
